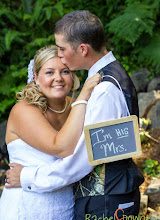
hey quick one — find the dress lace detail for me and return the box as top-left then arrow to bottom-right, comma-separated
0,139 -> 75,220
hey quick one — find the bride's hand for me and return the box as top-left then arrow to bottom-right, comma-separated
77,73 -> 101,101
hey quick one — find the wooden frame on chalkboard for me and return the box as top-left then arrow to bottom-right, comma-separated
84,115 -> 142,166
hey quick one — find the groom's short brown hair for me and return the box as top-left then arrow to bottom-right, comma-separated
54,10 -> 106,52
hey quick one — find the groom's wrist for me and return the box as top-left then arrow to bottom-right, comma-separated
20,167 -> 37,191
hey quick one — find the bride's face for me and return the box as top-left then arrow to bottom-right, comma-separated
35,56 -> 73,100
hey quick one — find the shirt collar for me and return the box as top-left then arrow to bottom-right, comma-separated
88,51 -> 116,79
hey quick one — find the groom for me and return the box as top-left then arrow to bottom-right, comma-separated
7,10 -> 144,219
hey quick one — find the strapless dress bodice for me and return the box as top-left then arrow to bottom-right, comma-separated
7,138 -> 57,166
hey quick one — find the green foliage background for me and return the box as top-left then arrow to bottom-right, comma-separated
0,0 -> 160,122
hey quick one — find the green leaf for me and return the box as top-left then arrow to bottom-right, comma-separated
145,158 -> 154,168
0,78 -> 13,95
137,35 -> 160,67
26,38 -> 50,51
4,158 -> 9,166
21,0 -> 32,14
5,30 -> 24,50
157,166 -> 160,172
108,2 -> 155,45
11,67 -> 27,79
0,99 -> 15,114
95,165 -> 103,176
31,0 -> 48,24
11,83 -> 26,93
23,14 -> 32,21
143,158 -> 160,177
54,1 -> 64,17
44,7 -> 53,20
0,8 -> 18,26
144,167 -> 152,175
48,34 -> 55,42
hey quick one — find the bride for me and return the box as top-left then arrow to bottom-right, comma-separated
0,45 -> 101,219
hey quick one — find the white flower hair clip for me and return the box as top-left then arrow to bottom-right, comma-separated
27,59 -> 34,84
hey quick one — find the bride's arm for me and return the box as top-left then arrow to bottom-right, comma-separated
7,74 -> 101,158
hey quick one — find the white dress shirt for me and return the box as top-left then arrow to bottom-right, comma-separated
21,52 -> 129,193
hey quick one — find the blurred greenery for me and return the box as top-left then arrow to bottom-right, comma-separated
0,0 -> 160,122
143,158 -> 160,178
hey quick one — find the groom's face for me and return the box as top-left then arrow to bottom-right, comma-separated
55,34 -> 84,71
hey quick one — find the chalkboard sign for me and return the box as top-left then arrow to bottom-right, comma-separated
84,115 -> 142,166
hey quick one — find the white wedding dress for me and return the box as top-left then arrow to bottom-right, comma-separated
0,139 -> 75,220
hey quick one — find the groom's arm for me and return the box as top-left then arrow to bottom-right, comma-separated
21,133 -> 92,192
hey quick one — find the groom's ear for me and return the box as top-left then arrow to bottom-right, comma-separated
79,44 -> 88,57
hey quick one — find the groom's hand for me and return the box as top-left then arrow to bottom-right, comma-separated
5,163 -> 24,188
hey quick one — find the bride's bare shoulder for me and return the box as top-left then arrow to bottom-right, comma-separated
10,100 -> 41,117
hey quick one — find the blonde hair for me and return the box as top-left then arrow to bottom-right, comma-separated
16,45 -> 80,113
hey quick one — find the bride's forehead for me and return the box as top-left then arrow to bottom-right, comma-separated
40,57 -> 69,70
